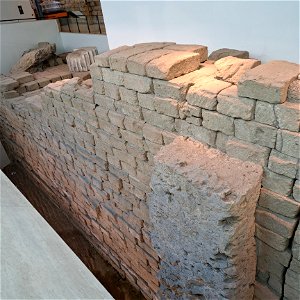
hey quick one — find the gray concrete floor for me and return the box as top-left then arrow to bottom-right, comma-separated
1,170 -> 113,299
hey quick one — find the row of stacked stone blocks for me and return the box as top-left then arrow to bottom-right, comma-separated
0,41 -> 299,300
90,42 -> 299,299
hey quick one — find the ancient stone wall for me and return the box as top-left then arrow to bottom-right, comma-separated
0,42 -> 299,299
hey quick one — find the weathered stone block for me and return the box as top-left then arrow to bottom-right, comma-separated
238,61 -> 299,103
208,48 -> 249,61
89,63 -> 103,80
164,44 -> 208,59
256,208 -> 297,238
0,78 -> 19,92
138,93 -> 155,110
287,79 -> 300,103
127,49 -> 172,76
115,101 -> 142,120
146,51 -> 201,80
215,56 -> 260,84
262,169 -> 293,196
142,108 -> 174,131
150,137 -> 262,299
186,77 -> 231,110
276,129 -> 300,158
10,72 -> 34,84
102,68 -> 124,86
217,85 -> 255,120
153,97 -> 179,118
94,45 -> 130,67
202,110 -> 234,135
123,73 -> 152,93
226,137 -> 270,166
274,102 -> 300,132
142,124 -> 163,144
235,119 -> 277,148
259,188 -> 300,218
255,101 -> 277,126
268,150 -> 298,178
104,82 -> 120,100
285,269 -> 300,292
119,87 -> 138,105
255,224 -> 289,251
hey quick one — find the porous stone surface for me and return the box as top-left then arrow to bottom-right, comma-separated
238,60 -> 299,103
215,56 -> 260,84
150,137 -> 262,300
287,79 -> 300,103
208,48 -> 249,61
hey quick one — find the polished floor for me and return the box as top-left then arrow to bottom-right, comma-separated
3,164 -> 145,300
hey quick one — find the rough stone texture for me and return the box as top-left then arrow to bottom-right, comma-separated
146,51 -> 201,80
276,130 -> 300,158
150,137 -> 262,299
208,48 -> 249,61
66,47 -> 98,72
255,101 -> 277,126
163,44 -> 208,59
287,79 -> 300,103
274,102 -> 300,132
215,56 -> 260,84
238,60 -> 299,104
11,42 -> 56,73
94,45 -> 130,67
186,77 -> 231,110
123,73 -> 152,93
217,85 -> 255,120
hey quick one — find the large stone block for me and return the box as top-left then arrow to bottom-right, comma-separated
102,68 -> 124,86
215,56 -> 260,84
217,85 -> 255,120
287,79 -> 300,103
94,46 -> 130,67
238,60 -> 299,103
186,77 -> 231,110
163,44 -> 208,60
146,51 -> 201,80
150,137 -> 262,299
208,48 -> 249,61
235,119 -> 277,148
255,101 -> 277,126
153,97 -> 179,118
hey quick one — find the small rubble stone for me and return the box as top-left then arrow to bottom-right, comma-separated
238,60 -> 299,104
215,56 -> 260,84
208,48 -> 249,61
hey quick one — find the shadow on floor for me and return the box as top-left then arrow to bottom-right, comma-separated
3,164 -> 145,300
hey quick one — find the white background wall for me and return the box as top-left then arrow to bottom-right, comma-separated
101,0 -> 299,63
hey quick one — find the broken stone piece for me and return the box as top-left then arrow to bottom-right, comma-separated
66,47 -> 98,72
208,48 -> 249,61
215,56 -> 261,84
238,60 -> 299,104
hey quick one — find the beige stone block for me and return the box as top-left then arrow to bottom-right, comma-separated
138,93 -> 155,110
215,132 -> 229,152
121,129 -> 144,149
268,150 -> 298,178
2,90 -> 19,99
89,63 -> 102,80
104,82 -> 120,100
119,87 -> 138,105
102,68 -> 124,86
274,102 -> 300,132
37,78 -> 51,88
108,110 -> 125,128
215,56 -> 260,84
146,51 -> 201,80
123,116 -> 144,134
276,129 -> 300,158
262,168 -> 293,196
115,101 -> 142,120
255,224 -> 289,251
188,124 -> 217,146
202,110 -> 234,135
109,44 -> 168,72
142,124 -> 163,144
217,85 -> 255,120
127,49 -> 173,76
142,108 -> 174,131
164,44 -> 208,59
153,97 -> 179,117
238,60 -> 299,103
123,73 -> 152,93
256,208 -> 297,238
92,79 -> 104,94
293,180 -> 300,202
255,101 -> 276,126
235,119 -> 277,148
10,71 -> 34,84
225,137 -> 270,166
259,188 -> 300,218
94,45 -> 130,67
24,80 -> 39,92
94,94 -> 115,110
287,79 -> 300,103
187,77 -> 231,110
0,77 -> 19,92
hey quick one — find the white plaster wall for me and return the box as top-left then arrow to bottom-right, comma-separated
101,1 -> 299,63
0,20 -> 64,74
60,32 -> 109,53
